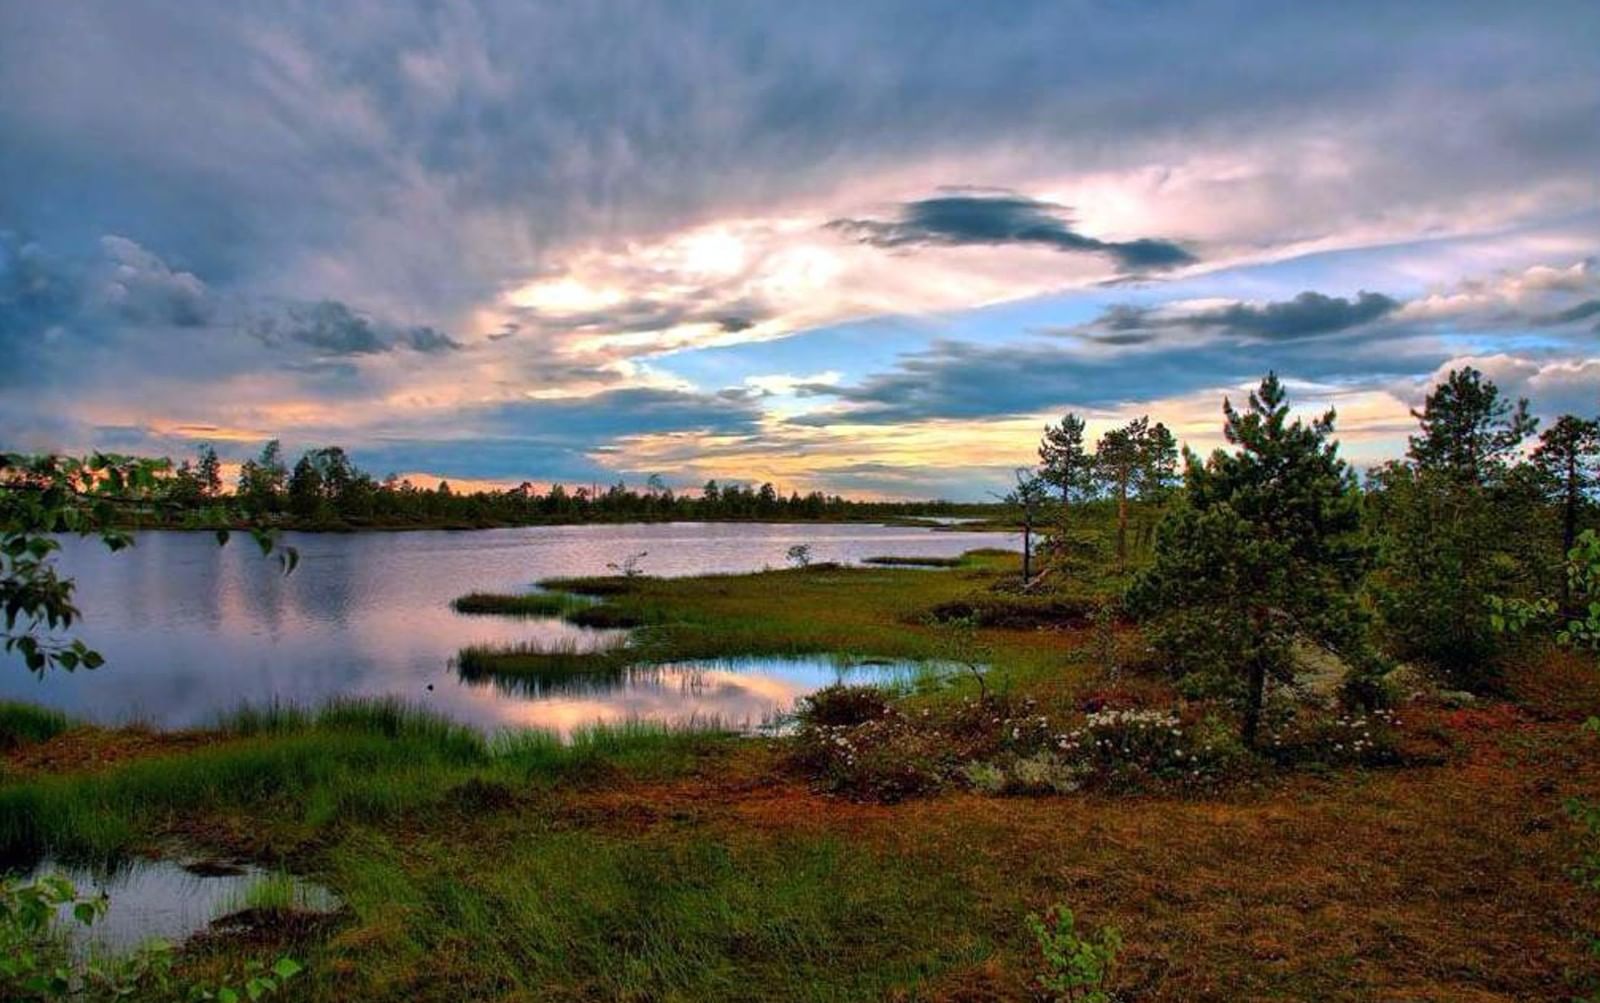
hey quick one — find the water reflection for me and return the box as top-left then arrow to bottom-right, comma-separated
457,655 -> 943,735
25,856 -> 337,955
0,523 -> 1011,731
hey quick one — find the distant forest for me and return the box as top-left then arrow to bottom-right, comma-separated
51,440 -> 996,529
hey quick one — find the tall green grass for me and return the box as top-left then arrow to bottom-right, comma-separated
455,636 -> 633,686
0,702 -> 72,750
450,591 -> 588,617
0,699 -> 726,870
316,832 -> 985,1000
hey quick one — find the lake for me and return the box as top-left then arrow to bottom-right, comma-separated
1,522 -> 1012,733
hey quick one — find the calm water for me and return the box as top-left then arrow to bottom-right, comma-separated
1,522 -> 1011,732
32,856 -> 337,955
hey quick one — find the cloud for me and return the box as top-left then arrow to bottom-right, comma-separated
1189,291 -> 1398,339
1068,290 -> 1400,344
794,263 -> 1600,426
249,299 -> 460,356
828,194 -> 1195,271
1415,355 -> 1600,420
98,235 -> 212,327
1542,298 -> 1600,326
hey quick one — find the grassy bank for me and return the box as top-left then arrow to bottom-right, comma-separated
0,699 -> 728,871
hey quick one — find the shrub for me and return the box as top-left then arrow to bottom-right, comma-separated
1260,707 -> 1403,767
794,691 -> 1243,801
923,596 -> 1097,630
1026,904 -> 1122,1003
794,684 -> 892,728
861,555 -> 962,567
1010,751 -> 1089,795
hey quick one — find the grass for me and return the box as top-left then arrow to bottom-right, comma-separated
450,591 -> 588,617
526,549 -> 1102,698
0,698 -> 728,871
0,701 -> 72,750
454,636 -> 633,690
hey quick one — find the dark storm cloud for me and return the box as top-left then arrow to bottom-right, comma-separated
0,234 -> 80,363
828,195 -> 1195,271
2,1 -> 1598,488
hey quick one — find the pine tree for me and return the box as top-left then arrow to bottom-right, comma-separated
1038,413 -> 1093,507
1095,417 -> 1149,570
1533,414 -> 1600,600
1408,366 -> 1537,485
196,445 -> 222,499
1129,374 -> 1372,745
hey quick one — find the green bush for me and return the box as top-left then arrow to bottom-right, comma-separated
1026,903 -> 1122,1003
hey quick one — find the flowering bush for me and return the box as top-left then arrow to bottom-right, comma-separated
794,688 -> 1251,800
1260,707 -> 1402,767
792,683 -> 1409,802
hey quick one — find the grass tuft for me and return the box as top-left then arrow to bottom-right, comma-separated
456,637 -> 633,687
0,702 -> 72,750
451,591 -> 587,617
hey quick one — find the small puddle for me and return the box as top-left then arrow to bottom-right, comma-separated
24,855 -> 338,955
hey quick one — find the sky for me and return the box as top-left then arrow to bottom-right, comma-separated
3,1 -> 1597,500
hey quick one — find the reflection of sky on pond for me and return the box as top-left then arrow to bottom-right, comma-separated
459,657 -> 944,736
25,857 -> 337,956
0,523 -> 1008,730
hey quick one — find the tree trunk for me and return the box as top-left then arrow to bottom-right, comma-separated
1115,482 -> 1128,571
1563,457 -> 1578,607
1022,517 -> 1032,581
1242,653 -> 1266,748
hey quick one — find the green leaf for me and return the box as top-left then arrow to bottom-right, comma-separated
271,957 -> 303,979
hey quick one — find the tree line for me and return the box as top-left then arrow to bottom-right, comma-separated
149,441 -> 984,528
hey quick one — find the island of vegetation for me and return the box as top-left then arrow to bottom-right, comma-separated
2,366 -> 1599,1001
